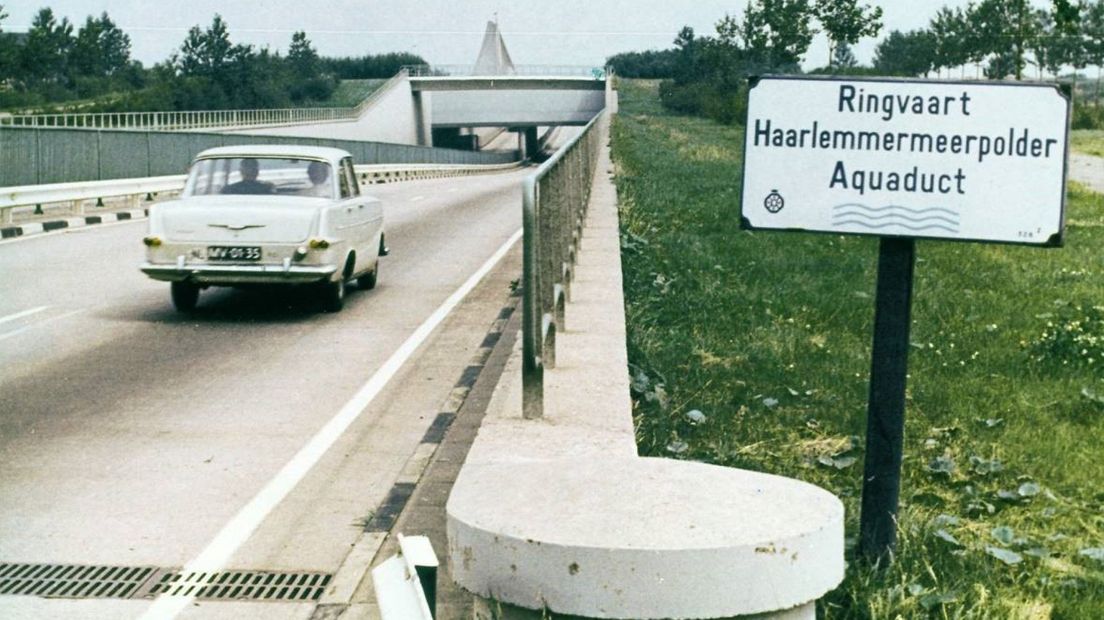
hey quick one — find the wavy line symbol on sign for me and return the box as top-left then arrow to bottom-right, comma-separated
831,204 -> 960,234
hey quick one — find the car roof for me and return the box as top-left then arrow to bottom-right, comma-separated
194,145 -> 352,163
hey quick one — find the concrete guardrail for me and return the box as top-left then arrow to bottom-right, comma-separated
0,162 -> 525,226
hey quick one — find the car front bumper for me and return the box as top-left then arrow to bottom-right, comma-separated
141,259 -> 338,285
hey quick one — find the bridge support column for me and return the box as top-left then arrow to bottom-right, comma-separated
413,92 -> 433,147
516,126 -> 540,160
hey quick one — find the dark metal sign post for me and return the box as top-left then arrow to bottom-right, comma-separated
858,237 -> 916,561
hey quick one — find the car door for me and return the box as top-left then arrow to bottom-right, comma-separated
339,157 -> 380,274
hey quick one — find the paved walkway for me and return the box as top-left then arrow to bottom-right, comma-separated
1070,153 -> 1104,193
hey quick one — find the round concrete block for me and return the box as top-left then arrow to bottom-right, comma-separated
448,457 -> 844,619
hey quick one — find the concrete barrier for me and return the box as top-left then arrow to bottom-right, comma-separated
447,102 -> 846,619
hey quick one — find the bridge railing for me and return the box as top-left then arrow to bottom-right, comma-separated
404,64 -> 606,79
521,110 -> 605,419
0,107 -> 362,132
0,69 -> 416,132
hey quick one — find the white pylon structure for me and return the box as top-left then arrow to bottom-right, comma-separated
472,20 -> 516,75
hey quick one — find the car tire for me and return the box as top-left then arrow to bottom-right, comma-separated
358,262 -> 378,290
320,276 -> 345,312
171,282 -> 200,312
358,235 -> 384,290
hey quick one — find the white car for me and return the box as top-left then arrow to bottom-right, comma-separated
140,145 -> 386,312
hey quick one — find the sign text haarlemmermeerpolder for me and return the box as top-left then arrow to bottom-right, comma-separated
740,76 -> 1070,245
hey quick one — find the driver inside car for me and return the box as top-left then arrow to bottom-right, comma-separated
221,158 -> 274,195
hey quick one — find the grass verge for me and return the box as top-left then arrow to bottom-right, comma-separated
1071,130 -> 1104,157
323,79 -> 387,108
613,79 -> 1104,618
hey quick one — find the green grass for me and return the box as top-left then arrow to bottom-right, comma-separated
1071,130 -> 1104,157
613,80 -> 1104,619
321,79 -> 387,108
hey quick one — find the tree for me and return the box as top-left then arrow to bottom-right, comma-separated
971,0 -> 1039,80
605,49 -> 678,78
20,8 -> 74,85
813,0 -> 883,65
873,29 -> 936,76
71,13 -> 131,78
740,0 -> 817,69
1049,0 -> 1087,83
178,15 -> 233,78
1085,0 -> 1104,101
929,6 -> 971,78
287,31 -> 319,77
671,26 -> 704,82
832,41 -> 857,68
0,4 -> 13,82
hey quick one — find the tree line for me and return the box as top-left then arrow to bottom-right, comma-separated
606,0 -> 1104,128
873,0 -> 1104,86
0,7 -> 426,113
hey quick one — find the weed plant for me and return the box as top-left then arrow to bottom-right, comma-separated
613,80 -> 1104,619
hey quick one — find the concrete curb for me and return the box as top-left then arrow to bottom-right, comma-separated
0,208 -> 148,240
315,300 -> 519,615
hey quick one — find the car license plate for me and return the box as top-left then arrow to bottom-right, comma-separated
207,246 -> 261,261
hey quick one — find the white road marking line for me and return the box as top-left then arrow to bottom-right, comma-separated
0,306 -> 49,326
0,309 -> 85,342
140,227 -> 523,620
410,195 -> 425,202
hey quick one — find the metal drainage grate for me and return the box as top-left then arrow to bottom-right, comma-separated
0,563 -> 159,599
147,569 -> 332,602
0,563 -> 332,602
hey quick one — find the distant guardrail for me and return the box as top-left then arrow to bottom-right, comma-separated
404,64 -> 607,79
0,161 -> 525,225
521,110 -> 605,418
0,107 -> 360,131
0,125 -> 515,188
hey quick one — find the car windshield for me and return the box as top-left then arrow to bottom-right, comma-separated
183,157 -> 334,199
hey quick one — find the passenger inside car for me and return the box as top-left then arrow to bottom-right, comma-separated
301,161 -> 333,198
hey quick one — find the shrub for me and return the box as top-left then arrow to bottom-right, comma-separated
659,79 -> 747,126
658,79 -> 704,116
1072,103 -> 1104,130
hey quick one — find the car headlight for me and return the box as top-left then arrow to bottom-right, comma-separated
308,238 -> 330,249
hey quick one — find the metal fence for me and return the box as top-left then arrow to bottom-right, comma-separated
0,70 -> 410,132
404,64 -> 606,79
0,107 -> 360,131
0,126 -> 515,187
521,111 -> 605,419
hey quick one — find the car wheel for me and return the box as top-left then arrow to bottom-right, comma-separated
320,276 -> 345,312
171,282 -> 200,312
358,262 -> 378,290
359,235 -> 384,290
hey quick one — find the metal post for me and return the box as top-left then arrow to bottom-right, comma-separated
858,237 -> 916,562
522,176 -> 544,419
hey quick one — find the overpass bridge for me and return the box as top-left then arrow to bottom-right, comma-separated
1,21 -> 606,159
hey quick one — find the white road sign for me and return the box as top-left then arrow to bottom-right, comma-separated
741,76 -> 1070,246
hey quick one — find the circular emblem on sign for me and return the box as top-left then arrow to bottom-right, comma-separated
764,190 -> 785,213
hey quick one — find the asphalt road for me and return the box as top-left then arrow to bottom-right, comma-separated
0,168 -> 528,619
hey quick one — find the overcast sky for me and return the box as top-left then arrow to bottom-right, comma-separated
1,1 -> 1053,68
